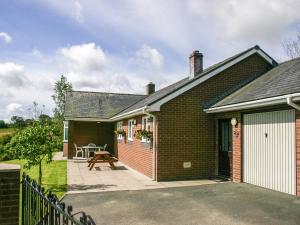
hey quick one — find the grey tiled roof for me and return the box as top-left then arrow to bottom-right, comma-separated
65,45 -> 277,119
116,45 -> 271,116
65,91 -> 146,119
209,56 -> 300,108
117,78 -> 189,114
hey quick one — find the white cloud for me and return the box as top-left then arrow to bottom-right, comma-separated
187,0 -> 300,40
32,47 -> 43,58
0,32 -> 12,44
73,0 -> 84,24
33,0 -> 84,24
34,0 -> 300,61
55,42 -> 172,92
58,43 -> 108,73
0,60 -> 55,120
0,62 -> 27,87
135,45 -> 164,69
6,103 -> 22,114
1,103 -> 25,122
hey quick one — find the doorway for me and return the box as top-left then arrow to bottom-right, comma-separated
218,119 -> 232,177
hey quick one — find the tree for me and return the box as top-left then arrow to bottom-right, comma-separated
283,30 -> 300,59
0,120 -> 7,128
52,75 -> 72,119
10,116 -> 26,129
39,114 -> 51,122
8,119 -> 62,185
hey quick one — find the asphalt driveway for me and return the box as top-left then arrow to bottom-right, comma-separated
63,182 -> 300,225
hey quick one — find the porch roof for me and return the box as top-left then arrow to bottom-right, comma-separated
65,91 -> 146,120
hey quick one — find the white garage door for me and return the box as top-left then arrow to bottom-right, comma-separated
243,109 -> 296,195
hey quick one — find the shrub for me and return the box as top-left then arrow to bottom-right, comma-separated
0,120 -> 8,128
0,134 -> 14,161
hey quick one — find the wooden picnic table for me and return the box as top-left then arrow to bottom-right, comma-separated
87,151 -> 118,170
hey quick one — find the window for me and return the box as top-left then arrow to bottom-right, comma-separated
63,121 -> 69,142
128,119 -> 134,141
117,121 -> 123,140
141,116 -> 151,143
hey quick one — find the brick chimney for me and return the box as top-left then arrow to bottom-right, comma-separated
189,50 -> 203,79
146,82 -> 155,95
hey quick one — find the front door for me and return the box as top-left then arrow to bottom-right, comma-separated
218,120 -> 232,177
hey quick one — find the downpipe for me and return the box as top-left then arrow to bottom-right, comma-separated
286,96 -> 300,111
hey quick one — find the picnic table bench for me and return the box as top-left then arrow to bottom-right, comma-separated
87,151 -> 118,170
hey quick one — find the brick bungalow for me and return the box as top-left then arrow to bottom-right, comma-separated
64,45 -> 300,196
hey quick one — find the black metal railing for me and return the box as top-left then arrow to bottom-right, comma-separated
22,173 -> 95,225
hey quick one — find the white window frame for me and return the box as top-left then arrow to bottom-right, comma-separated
141,116 -> 151,143
63,121 -> 69,142
128,119 -> 134,141
117,121 -> 123,140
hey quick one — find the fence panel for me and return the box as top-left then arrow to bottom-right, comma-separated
22,173 -> 94,225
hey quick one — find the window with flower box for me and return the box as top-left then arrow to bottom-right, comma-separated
141,116 -> 151,143
128,119 -> 134,141
116,121 -> 123,140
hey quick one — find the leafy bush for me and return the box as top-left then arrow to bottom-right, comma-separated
11,116 -> 26,128
0,120 -> 8,128
0,134 -> 14,161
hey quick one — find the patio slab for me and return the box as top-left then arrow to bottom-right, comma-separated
67,160 -> 222,194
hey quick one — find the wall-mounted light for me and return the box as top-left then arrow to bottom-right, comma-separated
231,117 -> 237,127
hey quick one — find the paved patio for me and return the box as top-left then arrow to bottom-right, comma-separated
67,160 -> 222,194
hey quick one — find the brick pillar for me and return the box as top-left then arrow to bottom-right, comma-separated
68,121 -> 74,159
0,164 -> 20,225
232,120 -> 242,182
63,142 -> 68,157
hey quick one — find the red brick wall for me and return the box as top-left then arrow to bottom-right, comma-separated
296,111 -> 300,196
116,116 -> 154,178
232,117 -> 242,182
156,54 -> 271,181
67,121 -> 114,158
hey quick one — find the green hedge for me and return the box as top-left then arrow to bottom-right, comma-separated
0,134 -> 14,161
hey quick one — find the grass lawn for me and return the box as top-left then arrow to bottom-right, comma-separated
3,158 -> 67,198
0,127 -> 16,137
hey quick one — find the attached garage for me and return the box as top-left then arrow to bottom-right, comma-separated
243,110 -> 296,195
205,55 -> 300,196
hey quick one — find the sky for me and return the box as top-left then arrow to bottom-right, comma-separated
0,0 -> 300,121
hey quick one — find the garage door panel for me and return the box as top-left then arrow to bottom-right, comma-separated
243,110 -> 296,195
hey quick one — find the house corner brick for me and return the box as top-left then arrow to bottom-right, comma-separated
232,121 -> 242,183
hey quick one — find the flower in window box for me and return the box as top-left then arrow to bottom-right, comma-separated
114,129 -> 126,137
134,129 -> 153,141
